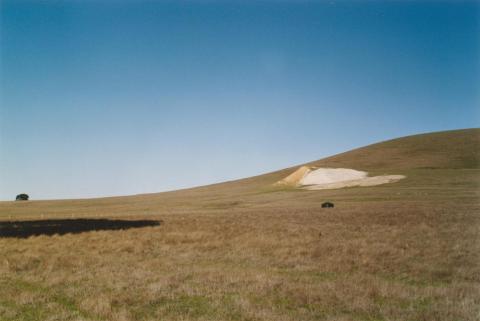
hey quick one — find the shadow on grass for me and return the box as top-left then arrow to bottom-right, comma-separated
0,218 -> 162,238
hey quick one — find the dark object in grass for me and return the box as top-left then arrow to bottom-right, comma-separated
322,202 -> 334,208
15,194 -> 29,201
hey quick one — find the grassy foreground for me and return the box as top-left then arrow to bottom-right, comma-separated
1,128 -> 479,321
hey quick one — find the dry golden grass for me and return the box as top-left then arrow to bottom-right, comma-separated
0,128 -> 479,321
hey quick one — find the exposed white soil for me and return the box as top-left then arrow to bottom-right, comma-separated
301,168 -> 367,185
276,167 -> 405,190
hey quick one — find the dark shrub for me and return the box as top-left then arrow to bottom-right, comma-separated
322,202 -> 334,208
15,194 -> 29,201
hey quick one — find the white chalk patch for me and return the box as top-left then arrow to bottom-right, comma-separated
300,168 -> 367,185
276,167 -> 405,190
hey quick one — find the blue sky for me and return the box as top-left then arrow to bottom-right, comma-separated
1,1 -> 479,200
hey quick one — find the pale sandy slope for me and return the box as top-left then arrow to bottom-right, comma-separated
277,167 -> 405,190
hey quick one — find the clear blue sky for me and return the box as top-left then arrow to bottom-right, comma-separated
1,1 -> 479,200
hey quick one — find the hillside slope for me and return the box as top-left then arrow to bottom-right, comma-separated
191,127 -> 480,192
307,128 -> 480,170
1,128 -> 479,219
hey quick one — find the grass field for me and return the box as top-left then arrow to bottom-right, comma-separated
1,128 -> 479,321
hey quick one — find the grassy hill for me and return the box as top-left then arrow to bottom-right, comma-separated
0,128 -> 479,321
2,128 -> 478,219
310,128 -> 480,170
